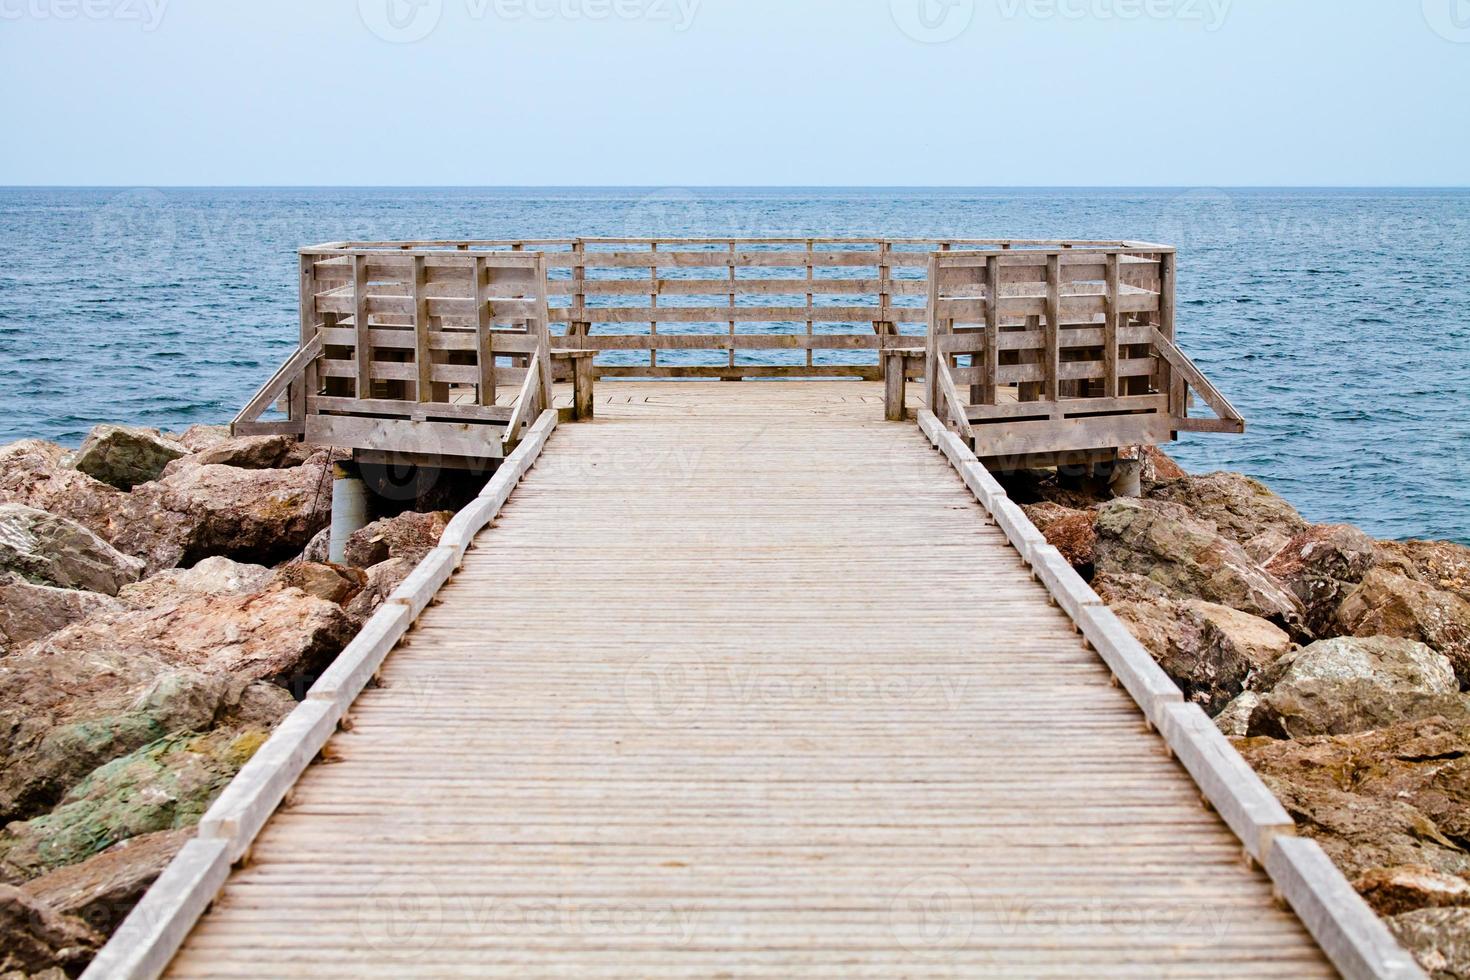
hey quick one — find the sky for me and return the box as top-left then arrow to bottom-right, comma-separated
1,0 -> 1468,186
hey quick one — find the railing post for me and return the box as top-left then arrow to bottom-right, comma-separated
475,255 -> 495,407
294,252 -> 316,425
412,255 -> 432,402
1159,250 -> 1183,415
353,253 -> 371,400
983,255 -> 1000,406
1103,251 -> 1120,399
571,239 -> 587,347
1043,253 -> 1061,403
924,254 -> 941,412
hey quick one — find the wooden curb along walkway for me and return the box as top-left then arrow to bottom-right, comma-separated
87,385 -> 1420,979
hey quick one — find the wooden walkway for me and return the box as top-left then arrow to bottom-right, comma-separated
166,383 -> 1332,978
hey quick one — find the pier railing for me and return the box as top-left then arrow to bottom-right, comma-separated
925,244 -> 1244,464
232,237 -> 1244,466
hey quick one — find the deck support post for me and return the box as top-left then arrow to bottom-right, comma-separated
884,352 -> 906,422
328,462 -> 369,564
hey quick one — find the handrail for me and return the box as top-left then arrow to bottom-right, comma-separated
1149,327 -> 1245,432
230,335 -> 323,435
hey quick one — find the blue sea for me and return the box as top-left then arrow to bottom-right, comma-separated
0,187 -> 1465,543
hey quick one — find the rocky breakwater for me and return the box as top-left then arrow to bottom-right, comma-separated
0,424 -> 458,978
1016,451 -> 1470,978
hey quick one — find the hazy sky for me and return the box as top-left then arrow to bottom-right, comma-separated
2,0 -> 1467,185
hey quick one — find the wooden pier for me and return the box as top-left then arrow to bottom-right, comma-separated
89,241 -> 1422,979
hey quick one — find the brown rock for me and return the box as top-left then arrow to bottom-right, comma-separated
1245,637 -> 1466,738
161,434 -> 303,476
0,574 -> 121,655
1354,865 -> 1470,917
1139,445 -> 1188,484
172,424 -> 231,452
1237,718 -> 1470,881
1022,503 -> 1095,569
1093,499 -> 1305,630
1145,470 -> 1309,550
1266,523 -> 1378,638
21,828 -> 190,934
1389,907 -> 1470,979
1339,569 -> 1470,688
0,885 -> 100,976
343,510 -> 453,569
68,424 -> 188,490
343,557 -> 416,621
37,587 -> 354,695
117,556 -> 275,610
0,639 -> 293,823
1094,572 -> 1289,714
0,504 -> 144,596
275,562 -> 366,606
1376,539 -> 1470,605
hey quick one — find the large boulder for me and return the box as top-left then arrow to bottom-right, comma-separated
275,562 -> 365,606
160,434 -> 307,476
1095,572 -> 1291,714
1139,445 -> 1188,485
344,557 -> 417,622
0,574 -> 121,655
1021,503 -> 1096,570
148,455 -> 335,568
343,510 -> 453,569
0,641 -> 293,823
20,828 -> 189,935
1377,539 -> 1470,606
0,504 -> 143,596
117,556 -> 274,610
1237,718 -> 1470,881
1353,865 -> 1470,917
1338,569 -> 1470,688
0,728 -> 268,882
171,424 -> 232,452
1266,523 -> 1377,638
1241,637 -> 1466,739
1093,499 -> 1305,629
36,586 -> 354,696
1145,471 -> 1309,561
68,425 -> 188,490
1389,908 -> 1470,979
0,885 -> 100,976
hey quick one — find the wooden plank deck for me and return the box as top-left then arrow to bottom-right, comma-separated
165,382 -> 1333,978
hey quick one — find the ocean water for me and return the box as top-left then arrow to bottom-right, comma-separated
0,187 -> 1465,543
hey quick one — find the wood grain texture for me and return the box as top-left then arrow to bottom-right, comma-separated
165,383 -> 1327,979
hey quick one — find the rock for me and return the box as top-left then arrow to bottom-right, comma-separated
1214,691 -> 1262,737
1389,907 -> 1470,979
1353,865 -> 1470,917
0,504 -> 144,596
69,425 -> 188,490
0,574 -> 121,655
172,424 -> 231,452
275,562 -> 366,606
1243,528 -> 1295,566
1021,503 -> 1095,570
1246,637 -> 1466,738
0,728 -> 268,882
298,528 -> 330,565
344,557 -> 416,622
1145,471 -> 1309,551
150,455 -> 335,568
1237,717 -> 1470,881
21,828 -> 189,934
36,587 -> 354,696
1093,499 -> 1305,630
1338,569 -> 1470,688
117,556 -> 274,610
1139,445 -> 1188,484
161,434 -> 305,476
1378,539 -> 1470,606
0,885 -> 100,976
1095,572 -> 1289,713
1266,523 -> 1378,637
0,638 -> 293,824
343,510 -> 453,569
